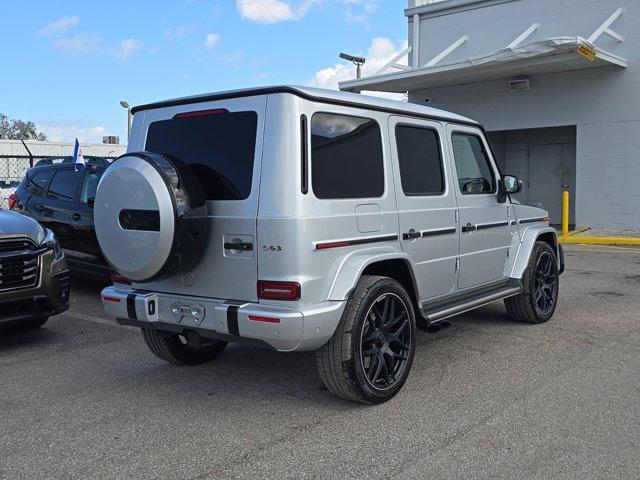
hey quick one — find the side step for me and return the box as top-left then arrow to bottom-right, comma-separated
422,281 -> 522,323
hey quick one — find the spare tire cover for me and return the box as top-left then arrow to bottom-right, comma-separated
95,152 -> 207,283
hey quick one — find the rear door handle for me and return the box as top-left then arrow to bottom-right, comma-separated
461,223 -> 477,233
224,241 -> 253,251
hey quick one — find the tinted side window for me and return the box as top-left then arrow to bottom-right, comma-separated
451,133 -> 496,194
25,170 -> 51,196
146,111 -> 258,201
311,113 -> 384,199
396,126 -> 444,196
46,170 -> 79,201
80,170 -> 102,204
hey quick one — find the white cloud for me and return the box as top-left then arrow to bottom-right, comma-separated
39,16 -> 79,36
236,0 -> 318,24
345,10 -> 367,24
344,0 -> 378,26
203,33 -> 220,49
53,32 -> 100,53
309,37 -> 408,100
38,120 -> 110,143
364,3 -> 377,14
113,38 -> 143,60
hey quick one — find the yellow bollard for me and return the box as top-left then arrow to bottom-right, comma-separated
562,191 -> 570,236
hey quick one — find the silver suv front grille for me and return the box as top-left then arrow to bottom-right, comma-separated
0,239 -> 41,293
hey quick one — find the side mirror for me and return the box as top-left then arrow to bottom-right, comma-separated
503,175 -> 522,194
498,175 -> 522,203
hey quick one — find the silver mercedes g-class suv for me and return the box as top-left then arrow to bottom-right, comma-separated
96,86 -> 563,404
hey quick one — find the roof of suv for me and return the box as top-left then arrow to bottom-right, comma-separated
33,156 -> 109,168
131,85 -> 478,126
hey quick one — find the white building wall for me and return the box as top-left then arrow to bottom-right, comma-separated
405,0 -> 640,229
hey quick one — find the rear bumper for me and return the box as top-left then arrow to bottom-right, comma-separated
0,250 -> 70,325
101,286 -> 346,352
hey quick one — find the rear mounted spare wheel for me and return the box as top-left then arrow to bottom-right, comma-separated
94,151 -> 208,283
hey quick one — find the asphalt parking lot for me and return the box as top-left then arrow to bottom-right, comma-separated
1,245 -> 639,479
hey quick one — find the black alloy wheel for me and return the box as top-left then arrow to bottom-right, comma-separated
534,251 -> 558,316
360,293 -> 411,391
316,275 -> 417,404
505,241 -> 559,324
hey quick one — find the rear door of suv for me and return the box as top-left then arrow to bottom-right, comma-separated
137,95 -> 266,301
40,166 -> 82,248
16,168 -> 52,218
389,116 -> 458,302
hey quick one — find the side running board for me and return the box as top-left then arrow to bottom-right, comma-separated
422,280 -> 522,323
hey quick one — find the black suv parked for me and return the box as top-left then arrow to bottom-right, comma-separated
10,157 -> 110,278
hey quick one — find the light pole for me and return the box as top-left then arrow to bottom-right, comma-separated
339,52 -> 366,79
120,100 -> 132,142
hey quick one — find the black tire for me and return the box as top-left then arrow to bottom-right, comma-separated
316,275 -> 417,404
505,241 -> 559,324
141,328 -> 228,366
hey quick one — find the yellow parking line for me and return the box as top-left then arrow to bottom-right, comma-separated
559,236 -> 640,246
564,245 -> 640,253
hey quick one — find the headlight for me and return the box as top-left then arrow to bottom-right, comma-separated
43,229 -> 63,260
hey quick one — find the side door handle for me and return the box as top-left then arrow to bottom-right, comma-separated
72,213 -> 81,221
224,241 -> 253,251
402,229 -> 422,240
461,223 -> 477,233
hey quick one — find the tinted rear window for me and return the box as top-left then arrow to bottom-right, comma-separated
395,126 -> 445,196
25,170 -> 51,196
311,113 -> 384,199
146,111 -> 258,200
46,169 -> 78,201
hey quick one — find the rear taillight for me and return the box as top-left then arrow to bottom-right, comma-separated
257,281 -> 301,301
8,194 -> 17,210
110,271 -> 131,285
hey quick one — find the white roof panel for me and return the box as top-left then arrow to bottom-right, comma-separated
132,85 -> 478,125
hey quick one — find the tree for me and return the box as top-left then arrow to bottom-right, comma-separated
0,113 -> 47,141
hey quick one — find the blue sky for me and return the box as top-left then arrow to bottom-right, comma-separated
0,0 -> 407,143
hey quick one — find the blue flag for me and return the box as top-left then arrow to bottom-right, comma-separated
71,138 -> 85,166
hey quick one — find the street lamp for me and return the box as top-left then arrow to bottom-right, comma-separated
120,100 -> 132,142
339,52 -> 366,79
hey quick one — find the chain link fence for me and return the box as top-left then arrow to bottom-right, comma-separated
0,155 -> 34,208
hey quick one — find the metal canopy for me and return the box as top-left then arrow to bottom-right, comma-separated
339,37 -> 628,94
